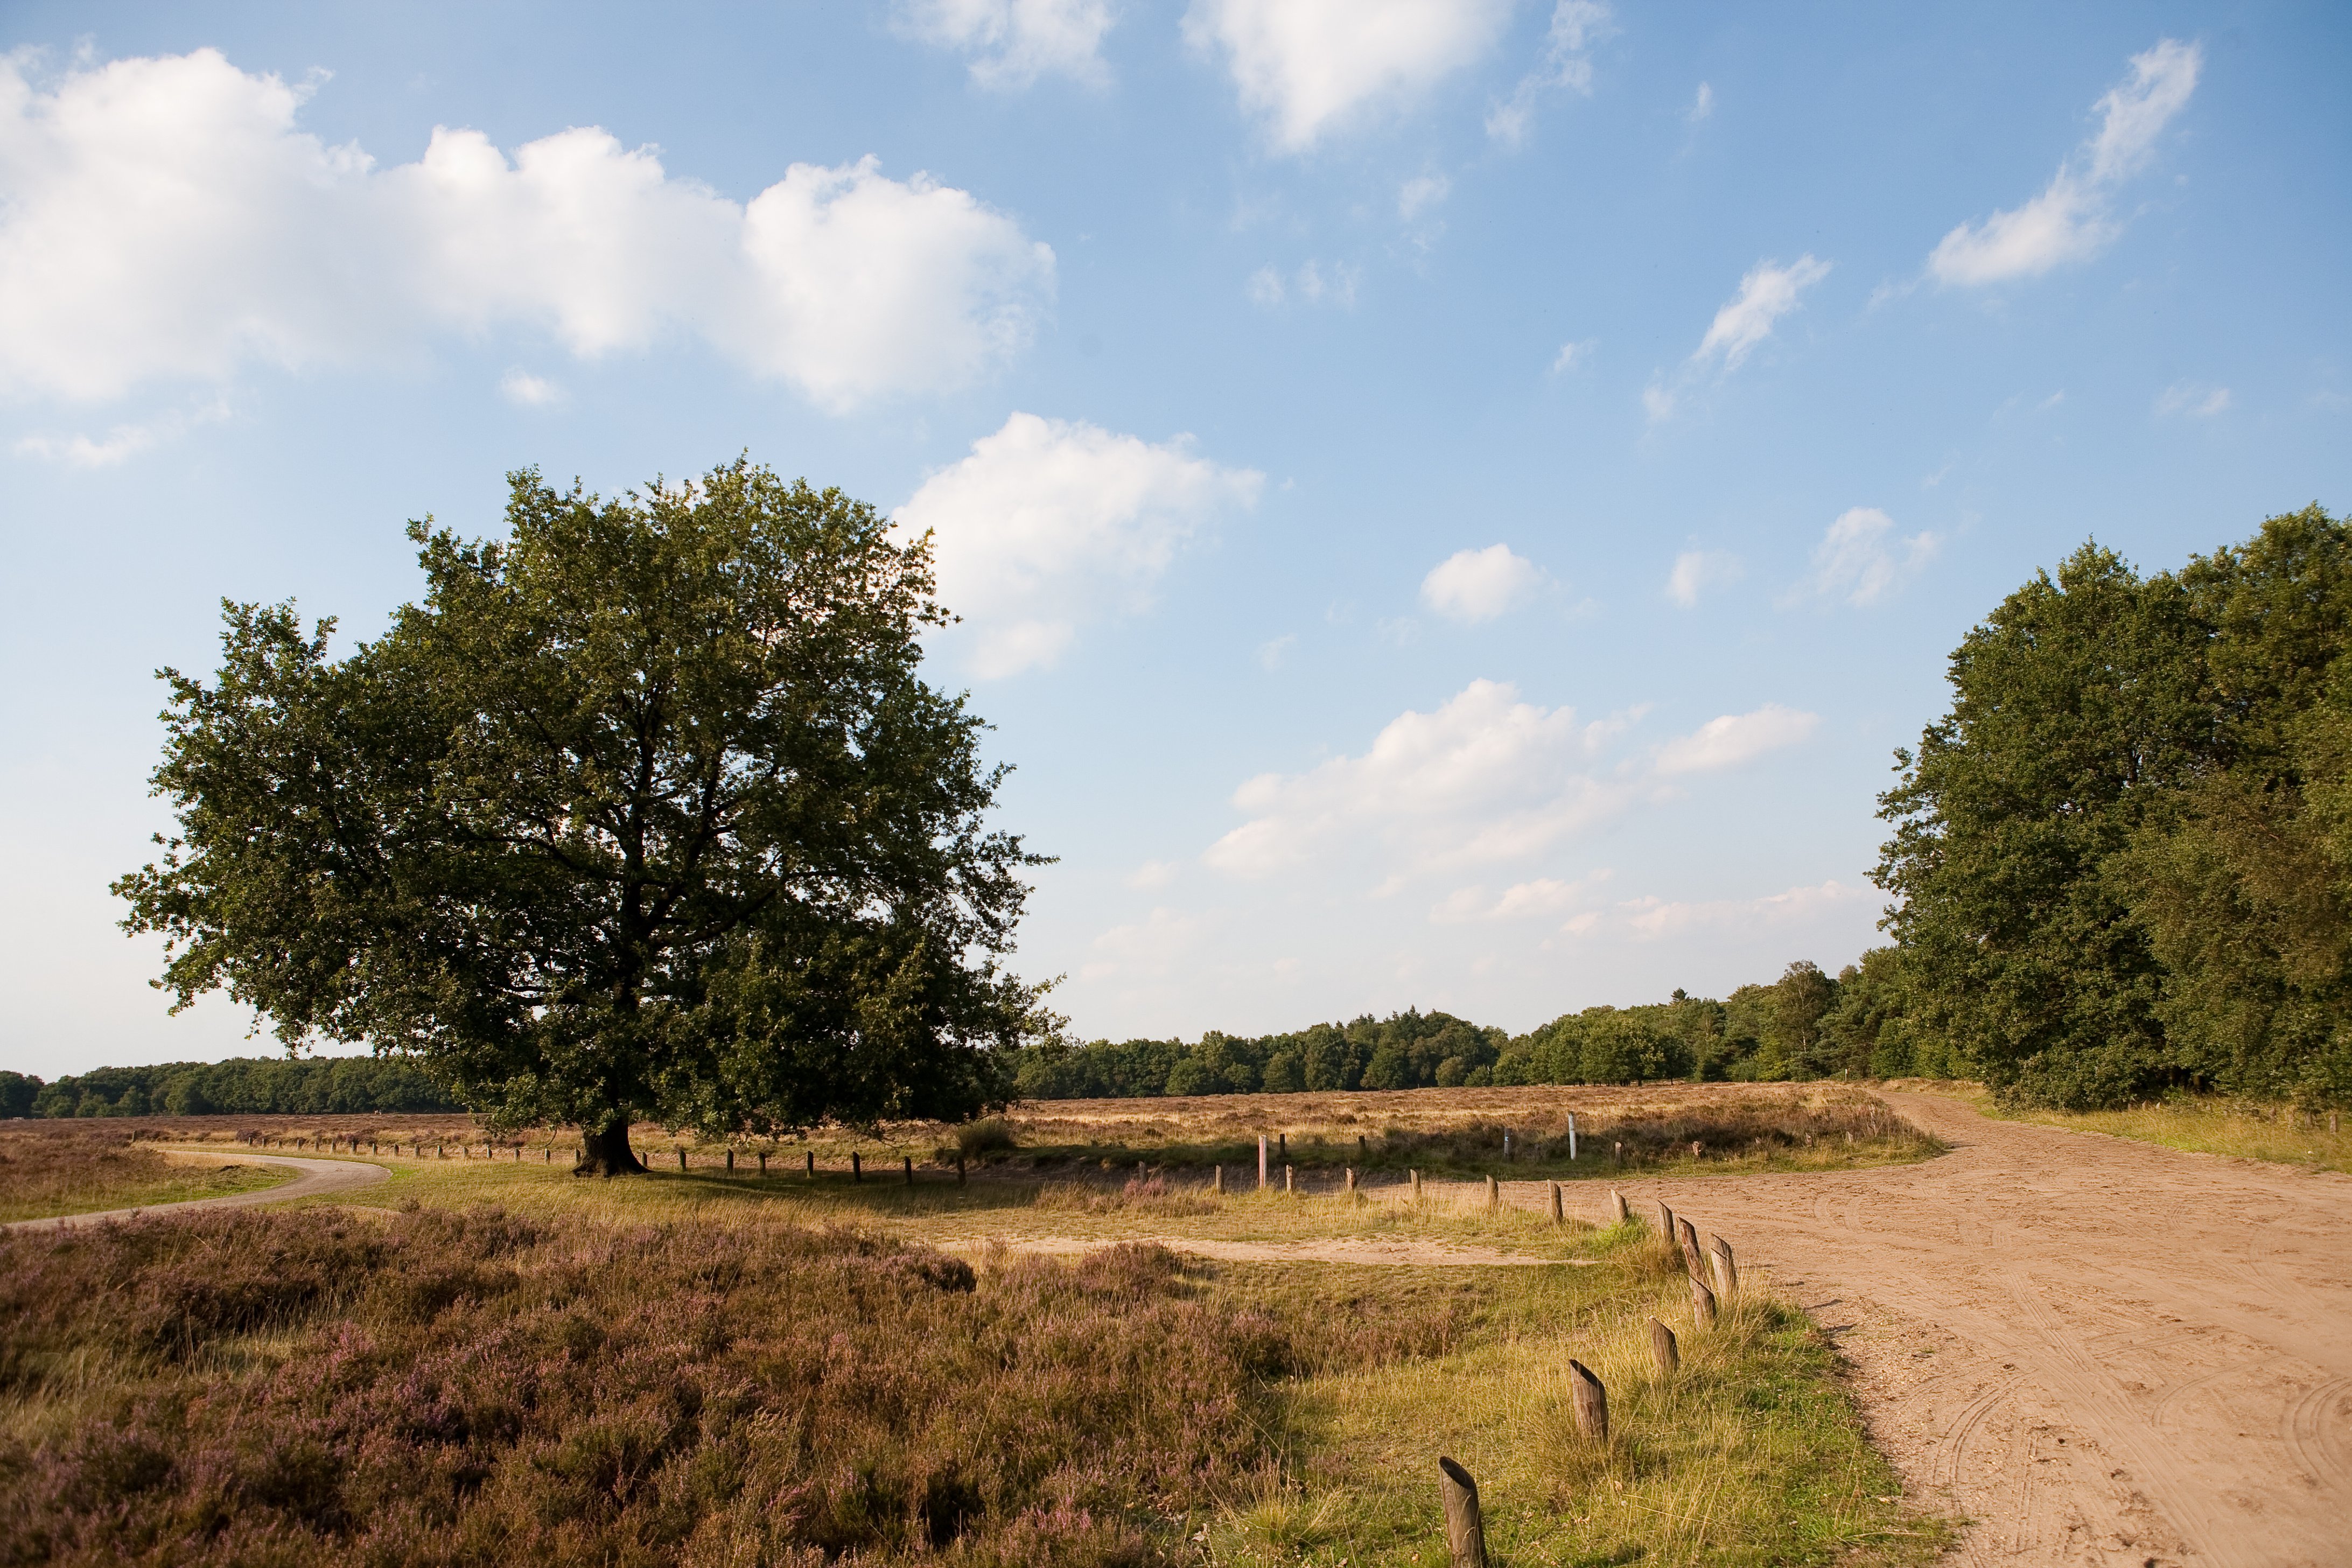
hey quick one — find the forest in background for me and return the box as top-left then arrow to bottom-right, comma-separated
0,1056 -> 460,1119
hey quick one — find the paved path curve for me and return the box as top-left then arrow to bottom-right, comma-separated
1496,1090 -> 2351,1568
2,1149 -> 388,1234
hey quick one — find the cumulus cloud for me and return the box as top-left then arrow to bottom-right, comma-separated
1430,869 -> 1611,925
1205,680 -> 1634,879
1652,703 -> 1818,775
896,0 -> 1116,89
1421,544 -> 1545,622
1665,549 -> 1742,607
1245,259 -> 1358,309
1928,39 -> 2200,286
2156,381 -> 2231,418
499,369 -> 561,405
1184,0 -> 1514,152
1487,0 -> 1614,147
1589,880 -> 1872,941
1789,507 -> 1940,607
1693,255 -> 1831,372
0,49 -> 1054,409
897,412 -> 1263,677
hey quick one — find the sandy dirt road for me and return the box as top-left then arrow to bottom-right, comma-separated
1,1149 -> 388,1234
1510,1090 -> 2352,1568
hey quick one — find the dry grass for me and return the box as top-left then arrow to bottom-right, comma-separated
1892,1080 -> 2352,1174
0,1126 -> 292,1223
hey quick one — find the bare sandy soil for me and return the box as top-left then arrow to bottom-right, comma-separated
0,1149 -> 387,1233
1534,1090 -> 2352,1568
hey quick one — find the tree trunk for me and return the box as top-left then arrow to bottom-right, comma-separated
575,1119 -> 647,1178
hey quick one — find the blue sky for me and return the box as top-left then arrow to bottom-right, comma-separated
3,2 -> 2346,1078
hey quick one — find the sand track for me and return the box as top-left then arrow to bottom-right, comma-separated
1513,1091 -> 2352,1567
2,1148 -> 388,1233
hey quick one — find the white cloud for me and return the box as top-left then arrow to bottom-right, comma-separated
1665,549 -> 1742,608
1206,679 -> 1632,879
1789,506 -> 1940,607
1256,633 -> 1297,670
2156,381 -> 2231,418
0,49 -> 1054,409
1693,255 -> 1831,372
1601,880 -> 1871,941
1686,82 -> 1713,123
1430,869 -> 1611,925
1420,544 -> 1544,623
13,396 -> 228,467
897,411 -> 1263,677
1550,339 -> 1593,373
1185,0 -> 1514,152
896,0 -> 1116,89
1652,703 -> 1818,775
499,368 -> 562,405
1486,1 -> 1614,148
1928,39 -> 2200,286
1398,172 -> 1449,220
1125,859 -> 1179,891
1244,258 -> 1359,309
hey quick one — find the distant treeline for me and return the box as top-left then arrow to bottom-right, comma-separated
0,1056 -> 461,1119
1007,952 -> 1941,1101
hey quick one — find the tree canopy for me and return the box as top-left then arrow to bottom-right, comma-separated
117,460 -> 1049,1172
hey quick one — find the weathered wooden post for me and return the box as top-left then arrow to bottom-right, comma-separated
677,1147 -> 687,1172
1548,1181 -> 1564,1224
1259,1135 -> 1269,1189
1656,1200 -> 1676,1242
903,1156 -> 914,1186
1709,1236 -> 1738,1297
1608,1187 -> 1629,1224
1568,1359 -> 1609,1443
1278,1131 -> 1288,1162
758,1151 -> 767,1176
726,1149 -> 735,1173
1503,1131 -> 1513,1161
1613,1139 -> 1623,1165
1567,1111 -> 1578,1161
1676,1216 -> 1705,1276
1689,1275 -> 1718,1329
851,1151 -> 863,1182
543,1145 -> 551,1163
1485,1174 -> 1498,1211
1437,1457 -> 1487,1568
1357,1133 -> 1368,1164
1284,1164 -> 1294,1193
1345,1167 -> 1358,1196
1648,1316 -> 1679,1375
1410,1168 -> 1422,1200
805,1150 -> 816,1178
1213,1164 -> 1225,1194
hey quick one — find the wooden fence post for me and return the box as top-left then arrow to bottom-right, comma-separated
1259,1135 -> 1269,1189
1709,1236 -> 1738,1298
1357,1134 -> 1368,1165
677,1148 -> 687,1172
1410,1168 -> 1422,1200
1689,1275 -> 1718,1329
1278,1131 -> 1287,1163
1608,1188 -> 1628,1224
726,1150 -> 735,1173
1548,1181 -> 1564,1224
1613,1139 -> 1623,1165
1437,1457 -> 1488,1568
1676,1216 -> 1705,1276
1284,1164 -> 1294,1193
758,1151 -> 767,1176
1656,1200 -> 1676,1243
1345,1167 -> 1357,1196
851,1151 -> 863,1182
1213,1164 -> 1224,1194
904,1156 -> 913,1186
1568,1359 -> 1609,1443
1503,1131 -> 1513,1161
1648,1316 -> 1679,1375
1567,1111 -> 1578,1161
806,1150 -> 815,1178
1485,1174 -> 1497,1211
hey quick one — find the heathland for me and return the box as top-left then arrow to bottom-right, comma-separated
0,1085 -> 1950,1567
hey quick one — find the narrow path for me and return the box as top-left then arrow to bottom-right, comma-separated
2,1149 -> 389,1233
1485,1091 -> 2352,1568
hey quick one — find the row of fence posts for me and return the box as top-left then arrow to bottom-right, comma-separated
235,1130 -> 970,1185
1430,1183 -> 1739,1566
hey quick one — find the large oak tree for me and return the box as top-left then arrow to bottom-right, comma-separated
117,460 -> 1050,1173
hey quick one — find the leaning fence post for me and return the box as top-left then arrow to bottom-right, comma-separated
1548,1181 -> 1563,1224
1259,1135 -> 1269,1189
1690,1274 -> 1718,1329
1608,1187 -> 1629,1224
1709,1236 -> 1738,1298
1437,1457 -> 1487,1568
1569,1359 -> 1609,1443
1676,1216 -> 1705,1276
1656,1200 -> 1676,1242
1649,1315 -> 1680,1375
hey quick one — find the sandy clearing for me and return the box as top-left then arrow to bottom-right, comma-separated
2,1148 -> 389,1233
1477,1090 -> 2352,1568
942,1233 -> 1591,1268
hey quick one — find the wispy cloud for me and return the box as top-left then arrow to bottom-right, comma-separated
1929,39 -> 2200,286
1665,549 -> 1742,608
13,396 -> 229,467
1785,506 -> 1940,607
896,0 -> 1117,90
1487,1 -> 1615,148
1247,260 -> 1359,309
2155,381 -> 2230,418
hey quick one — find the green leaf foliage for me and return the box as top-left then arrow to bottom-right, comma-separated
115,460 -> 1050,1140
